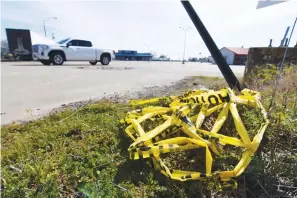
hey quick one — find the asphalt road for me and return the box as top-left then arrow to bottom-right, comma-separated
1,61 -> 245,124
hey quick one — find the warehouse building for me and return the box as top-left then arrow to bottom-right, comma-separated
220,47 -> 249,65
115,50 -> 152,61
210,47 -> 249,65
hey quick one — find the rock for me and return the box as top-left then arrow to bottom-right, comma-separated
8,165 -> 23,173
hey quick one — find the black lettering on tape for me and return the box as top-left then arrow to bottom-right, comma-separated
195,97 -> 200,103
189,98 -> 196,103
201,96 -> 205,103
139,147 -> 151,151
175,110 -> 182,118
218,93 -> 230,102
208,95 -> 219,105
138,150 -> 143,159
131,152 -> 136,159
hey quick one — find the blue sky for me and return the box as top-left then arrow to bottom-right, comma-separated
1,0 -> 297,59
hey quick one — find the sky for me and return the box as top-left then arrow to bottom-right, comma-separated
1,0 -> 297,60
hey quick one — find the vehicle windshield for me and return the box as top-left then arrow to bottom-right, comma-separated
57,38 -> 71,44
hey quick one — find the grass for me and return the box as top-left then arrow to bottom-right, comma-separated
1,102 -> 133,197
1,68 -> 297,197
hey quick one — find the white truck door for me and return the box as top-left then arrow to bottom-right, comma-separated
77,40 -> 96,61
64,40 -> 81,60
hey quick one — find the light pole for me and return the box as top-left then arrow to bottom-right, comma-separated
43,17 -> 57,37
179,26 -> 192,64
144,44 -> 151,52
144,44 -> 152,61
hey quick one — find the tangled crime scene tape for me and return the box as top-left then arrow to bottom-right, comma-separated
120,88 -> 269,187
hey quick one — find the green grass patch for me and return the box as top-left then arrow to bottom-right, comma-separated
1,101 -> 134,197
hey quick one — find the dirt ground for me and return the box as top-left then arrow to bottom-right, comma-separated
48,76 -> 226,117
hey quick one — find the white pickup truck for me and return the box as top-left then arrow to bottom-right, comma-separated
32,38 -> 115,66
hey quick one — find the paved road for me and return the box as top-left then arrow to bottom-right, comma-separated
1,61 -> 245,124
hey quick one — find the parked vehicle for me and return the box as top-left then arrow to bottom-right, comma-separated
32,38 -> 115,66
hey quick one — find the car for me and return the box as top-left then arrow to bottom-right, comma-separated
32,38 -> 115,66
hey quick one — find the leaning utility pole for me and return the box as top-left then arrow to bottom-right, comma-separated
181,1 -> 242,91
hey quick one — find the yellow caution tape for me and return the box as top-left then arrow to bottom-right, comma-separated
121,88 -> 269,187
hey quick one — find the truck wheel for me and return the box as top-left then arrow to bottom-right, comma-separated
51,52 -> 64,65
100,55 -> 110,65
40,60 -> 51,65
89,61 -> 97,65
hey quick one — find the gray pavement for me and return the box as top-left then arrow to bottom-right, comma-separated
1,61 -> 245,124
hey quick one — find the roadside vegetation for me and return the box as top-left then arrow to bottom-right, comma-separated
1,64 -> 296,197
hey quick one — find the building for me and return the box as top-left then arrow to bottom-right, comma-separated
208,56 -> 214,64
153,57 -> 171,61
209,47 -> 249,65
220,47 -> 249,65
115,50 -> 152,61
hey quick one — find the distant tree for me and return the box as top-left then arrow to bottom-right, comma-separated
1,39 -> 8,47
1,39 -> 9,55
188,57 -> 198,62
159,55 -> 166,59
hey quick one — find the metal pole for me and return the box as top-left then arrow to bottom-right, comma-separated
268,17 -> 297,110
284,38 -> 288,46
43,21 -> 47,37
280,26 -> 290,47
278,17 -> 297,74
269,39 -> 272,47
182,30 -> 187,64
43,17 -> 57,38
181,0 -> 242,91
144,44 -> 151,62
180,27 -> 192,64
